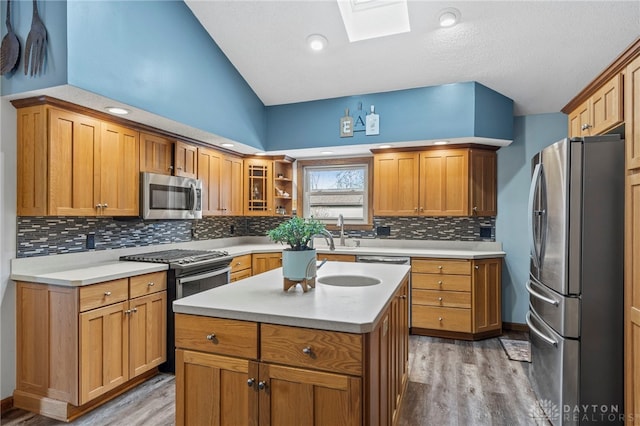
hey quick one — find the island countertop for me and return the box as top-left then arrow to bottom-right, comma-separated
172,261 -> 411,334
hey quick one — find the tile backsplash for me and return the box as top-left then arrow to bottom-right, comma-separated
16,215 -> 495,258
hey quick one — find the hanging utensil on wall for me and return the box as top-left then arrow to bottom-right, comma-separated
0,0 -> 20,75
24,0 -> 47,76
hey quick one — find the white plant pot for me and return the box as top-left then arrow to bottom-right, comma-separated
282,249 -> 317,281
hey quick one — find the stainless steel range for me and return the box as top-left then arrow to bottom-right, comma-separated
121,249 -> 232,372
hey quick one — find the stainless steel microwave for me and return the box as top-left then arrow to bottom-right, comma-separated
141,172 -> 203,220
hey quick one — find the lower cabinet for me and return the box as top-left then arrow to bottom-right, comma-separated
411,257 -> 501,339
317,253 -> 356,262
230,254 -> 253,282
252,252 -> 282,275
175,277 -> 409,426
14,272 -> 167,422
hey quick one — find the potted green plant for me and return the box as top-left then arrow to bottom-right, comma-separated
267,216 -> 326,281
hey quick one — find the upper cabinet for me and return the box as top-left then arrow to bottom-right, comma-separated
244,158 -> 274,216
140,132 -> 173,175
626,54 -> 640,170
17,105 -> 139,217
373,147 -> 497,217
568,73 -> 624,138
273,158 -> 294,216
198,147 -> 244,216
174,141 -> 198,179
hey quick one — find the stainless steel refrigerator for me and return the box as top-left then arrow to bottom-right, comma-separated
526,135 -> 624,425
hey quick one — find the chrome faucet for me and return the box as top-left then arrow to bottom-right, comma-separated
337,214 -> 346,246
309,229 -> 335,251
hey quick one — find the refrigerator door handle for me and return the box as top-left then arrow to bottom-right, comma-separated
526,311 -> 558,347
528,163 -> 544,269
525,280 -> 559,306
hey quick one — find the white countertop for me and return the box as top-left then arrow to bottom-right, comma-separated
10,236 -> 504,286
173,261 -> 411,333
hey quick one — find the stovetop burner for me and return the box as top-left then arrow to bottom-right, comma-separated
120,249 -> 230,268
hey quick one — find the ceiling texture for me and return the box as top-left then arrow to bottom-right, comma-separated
186,0 -> 640,116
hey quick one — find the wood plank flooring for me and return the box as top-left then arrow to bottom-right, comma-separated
2,333 -> 546,425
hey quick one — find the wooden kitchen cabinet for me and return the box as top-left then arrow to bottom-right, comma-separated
252,252 -> 282,275
175,276 -> 409,426
230,254 -> 252,282
411,257 -> 501,339
317,253 -> 356,262
245,158 -> 274,216
273,158 -> 294,216
372,147 -> 496,217
198,147 -> 244,216
140,132 -> 173,175
14,271 -> 167,421
568,73 -> 624,138
16,105 -> 139,217
626,54 -> 640,170
174,140 -> 198,179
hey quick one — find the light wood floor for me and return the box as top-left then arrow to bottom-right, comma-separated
2,333 -> 545,426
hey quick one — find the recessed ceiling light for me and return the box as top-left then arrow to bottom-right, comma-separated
378,144 -> 392,149
338,0 -> 410,42
321,151 -> 334,155
255,152 -> 267,156
221,143 -> 234,148
105,107 -> 129,115
307,34 -> 328,51
439,8 -> 460,28
434,140 -> 449,145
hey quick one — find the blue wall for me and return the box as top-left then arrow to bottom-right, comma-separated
496,113 -> 567,323
265,82 -> 513,150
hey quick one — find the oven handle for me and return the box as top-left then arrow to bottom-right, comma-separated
525,280 -> 559,306
189,183 -> 197,215
177,266 -> 231,285
526,311 -> 558,347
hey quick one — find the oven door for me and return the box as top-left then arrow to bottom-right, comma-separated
176,266 -> 231,299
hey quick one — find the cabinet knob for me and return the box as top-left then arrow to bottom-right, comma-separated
206,333 -> 216,341
438,297 -> 443,302
258,381 -> 267,391
131,307 -> 138,313
475,265 -> 479,270
95,203 -> 103,209
438,280 -> 443,286
438,265 -> 443,270
473,206 -> 478,212
236,262 -> 241,266
400,295 -> 407,299
124,309 -> 131,315
414,207 -> 418,212
103,203 -> 108,208
302,346 -> 312,356
148,282 -> 155,287
438,317 -> 443,321
104,291 -> 112,296
247,378 -> 256,388
419,207 -> 424,212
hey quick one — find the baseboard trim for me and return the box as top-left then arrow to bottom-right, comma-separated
410,327 -> 502,341
503,322 -> 529,332
1,396 -> 14,414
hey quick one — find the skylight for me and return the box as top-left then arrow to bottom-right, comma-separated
337,0 -> 410,43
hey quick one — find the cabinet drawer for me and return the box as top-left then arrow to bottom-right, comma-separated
412,305 -> 471,333
317,253 -> 356,262
175,314 -> 258,359
230,269 -> 252,282
129,271 -> 167,298
411,273 -> 471,292
412,289 -> 471,308
79,279 -> 128,312
261,324 -> 362,375
230,254 -> 252,273
411,259 -> 471,275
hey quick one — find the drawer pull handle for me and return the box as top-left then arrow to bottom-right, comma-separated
104,291 -> 112,296
438,317 -> 443,321
206,333 -> 216,341
148,282 -> 155,286
438,265 -> 443,270
438,280 -> 443,285
258,381 -> 267,391
247,378 -> 256,388
302,346 -> 313,356
438,297 -> 443,302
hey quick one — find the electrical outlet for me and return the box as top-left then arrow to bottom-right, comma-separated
86,234 -> 95,249
230,225 -> 235,235
480,226 -> 492,239
376,226 -> 391,236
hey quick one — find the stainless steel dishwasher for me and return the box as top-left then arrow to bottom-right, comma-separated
355,255 -> 411,265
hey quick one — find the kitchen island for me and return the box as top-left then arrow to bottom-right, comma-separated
172,261 -> 411,426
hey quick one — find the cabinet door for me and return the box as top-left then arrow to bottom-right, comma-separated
48,108 -> 101,216
420,149 -> 469,216
99,123 -> 139,216
626,55 -> 640,170
79,301 -> 129,404
175,349 -> 253,426
245,159 -> 273,215
591,73 -> 623,135
472,258 -> 502,333
626,172 -> 640,418
259,363 -> 361,426
469,149 -> 497,216
175,141 -> 198,178
17,105 -> 48,216
140,132 -> 173,175
198,147 -> 223,216
252,253 -> 281,275
568,101 -> 590,138
129,291 -> 167,379
373,152 -> 420,216
222,155 -> 244,215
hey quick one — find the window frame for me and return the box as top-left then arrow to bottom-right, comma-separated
296,157 -> 374,230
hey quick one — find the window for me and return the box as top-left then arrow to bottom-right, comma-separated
297,158 -> 373,227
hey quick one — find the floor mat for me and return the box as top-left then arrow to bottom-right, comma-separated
499,337 -> 531,362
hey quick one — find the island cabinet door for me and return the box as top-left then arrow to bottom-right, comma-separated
175,349 -> 254,426
258,363 -> 362,426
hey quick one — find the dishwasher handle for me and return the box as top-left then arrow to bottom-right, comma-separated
356,256 -> 410,265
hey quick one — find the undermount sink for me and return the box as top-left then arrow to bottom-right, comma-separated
317,275 -> 381,287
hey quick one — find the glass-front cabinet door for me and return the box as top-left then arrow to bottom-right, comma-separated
244,158 -> 273,215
